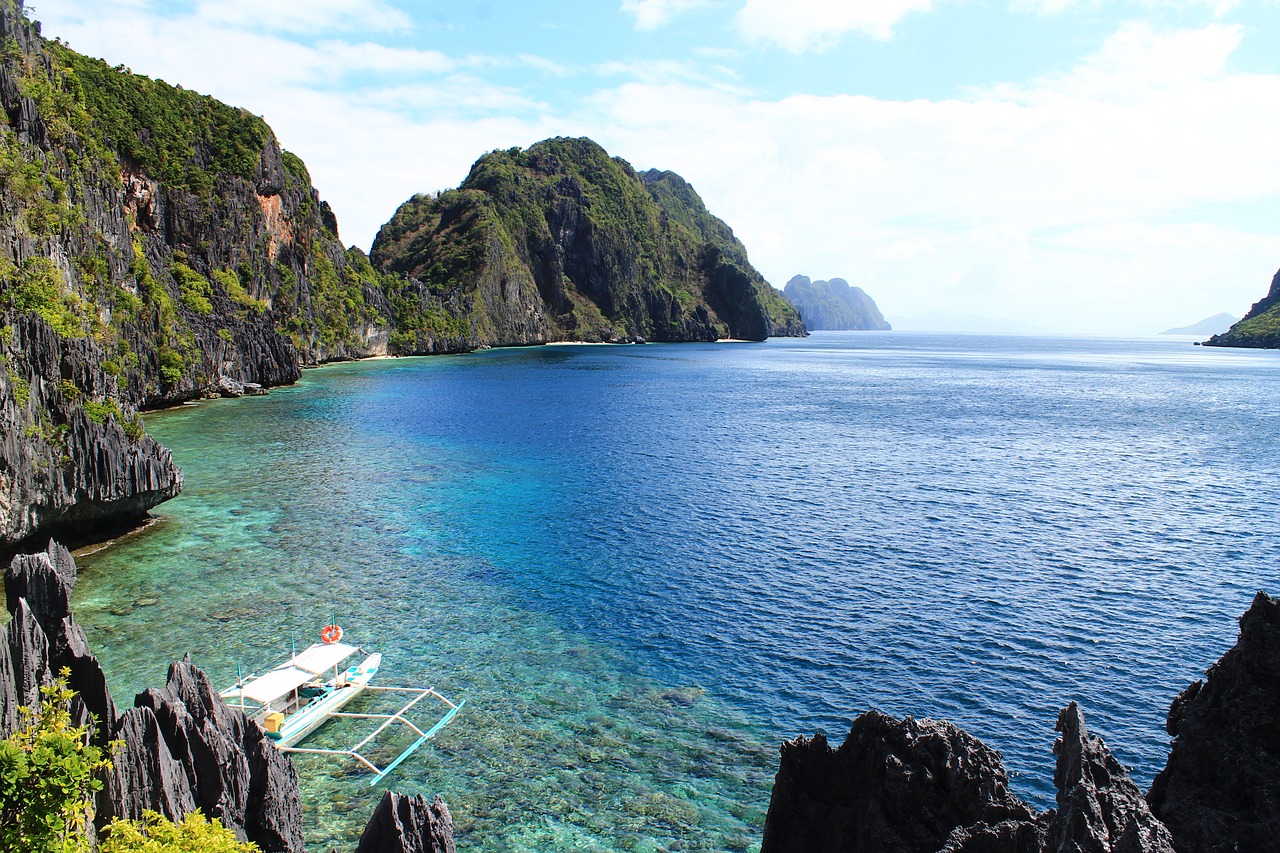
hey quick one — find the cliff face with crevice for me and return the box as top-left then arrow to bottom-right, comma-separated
370,137 -> 805,347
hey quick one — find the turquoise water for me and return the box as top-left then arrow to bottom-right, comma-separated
73,333 -> 1280,850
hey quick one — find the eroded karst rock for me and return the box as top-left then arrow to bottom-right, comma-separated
355,791 -> 458,853
1147,591 -> 1280,852
764,702 -> 1174,853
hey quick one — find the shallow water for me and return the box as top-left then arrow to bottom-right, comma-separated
74,332 -> 1280,850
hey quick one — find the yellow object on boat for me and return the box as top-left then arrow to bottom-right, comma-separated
264,711 -> 285,734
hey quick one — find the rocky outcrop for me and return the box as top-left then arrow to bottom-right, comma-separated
1204,267 -> 1280,348
782,274 -> 891,331
1,542 -> 306,852
763,703 -> 1172,853
371,137 -> 805,346
355,792 -> 457,853
1,314 -> 183,546
0,0 -> 400,548
1147,591 -> 1280,851
760,710 -> 1034,853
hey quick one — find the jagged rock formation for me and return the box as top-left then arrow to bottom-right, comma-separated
1204,268 -> 1280,347
1,541 -> 305,851
781,274 -> 890,331
355,791 -> 457,853
763,703 -> 1173,853
2,540 -> 459,852
760,710 -> 1035,853
370,137 -> 805,347
1147,591 -> 1280,851
0,313 -> 183,544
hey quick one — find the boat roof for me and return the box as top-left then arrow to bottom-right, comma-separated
290,641 -> 358,675
237,642 -> 359,706
241,666 -> 316,705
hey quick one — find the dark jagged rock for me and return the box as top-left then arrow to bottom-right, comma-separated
764,704 -> 1172,853
1147,591 -> 1280,852
134,660 -> 305,852
1047,702 -> 1173,853
356,791 -> 458,853
2,542 -> 311,853
1204,268 -> 1280,347
371,137 -> 805,348
782,274 -> 891,331
760,710 -> 1034,853
100,706 -> 199,826
4,542 -> 117,740
0,316 -> 184,547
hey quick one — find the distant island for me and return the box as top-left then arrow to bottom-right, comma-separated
782,275 -> 890,330
1160,313 -> 1237,336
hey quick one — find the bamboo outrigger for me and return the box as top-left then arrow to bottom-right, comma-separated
220,626 -> 463,786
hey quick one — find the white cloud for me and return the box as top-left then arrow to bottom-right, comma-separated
584,23 -> 1280,332
27,0 -> 1280,333
192,0 -> 412,34
734,0 -> 933,49
620,0 -> 715,30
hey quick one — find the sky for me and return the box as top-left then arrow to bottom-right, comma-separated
30,0 -> 1280,334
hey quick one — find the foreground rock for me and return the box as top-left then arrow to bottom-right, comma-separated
1147,591 -> 1280,851
3,541 -> 458,852
2,541 -> 305,850
763,702 -> 1173,853
355,792 -> 457,853
760,710 -> 1034,852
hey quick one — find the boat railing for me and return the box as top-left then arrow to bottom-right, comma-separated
279,684 -> 465,786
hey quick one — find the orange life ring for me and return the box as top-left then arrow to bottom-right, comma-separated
320,624 -> 343,644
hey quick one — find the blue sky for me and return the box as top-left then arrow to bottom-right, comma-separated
33,0 -> 1280,333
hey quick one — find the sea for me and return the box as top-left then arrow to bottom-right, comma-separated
72,331 -> 1280,852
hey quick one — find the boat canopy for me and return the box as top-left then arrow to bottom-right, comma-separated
290,641 -> 358,675
241,666 -> 316,705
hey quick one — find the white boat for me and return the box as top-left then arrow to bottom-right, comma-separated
220,629 -> 463,785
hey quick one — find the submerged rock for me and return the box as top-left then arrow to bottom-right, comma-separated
1147,591 -> 1280,852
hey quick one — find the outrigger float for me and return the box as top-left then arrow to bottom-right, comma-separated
220,624 -> 463,786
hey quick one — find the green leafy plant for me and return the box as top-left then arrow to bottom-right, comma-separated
101,810 -> 260,853
170,263 -> 213,315
0,676 -> 113,853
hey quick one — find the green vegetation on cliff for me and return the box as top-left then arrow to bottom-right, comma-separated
1205,268 -> 1280,348
371,137 -> 805,344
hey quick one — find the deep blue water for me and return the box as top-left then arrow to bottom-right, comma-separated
74,332 -> 1280,850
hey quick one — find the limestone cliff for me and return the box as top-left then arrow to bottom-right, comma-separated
782,275 -> 891,331
0,0 -> 408,547
370,137 -> 805,346
1203,267 -> 1280,347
